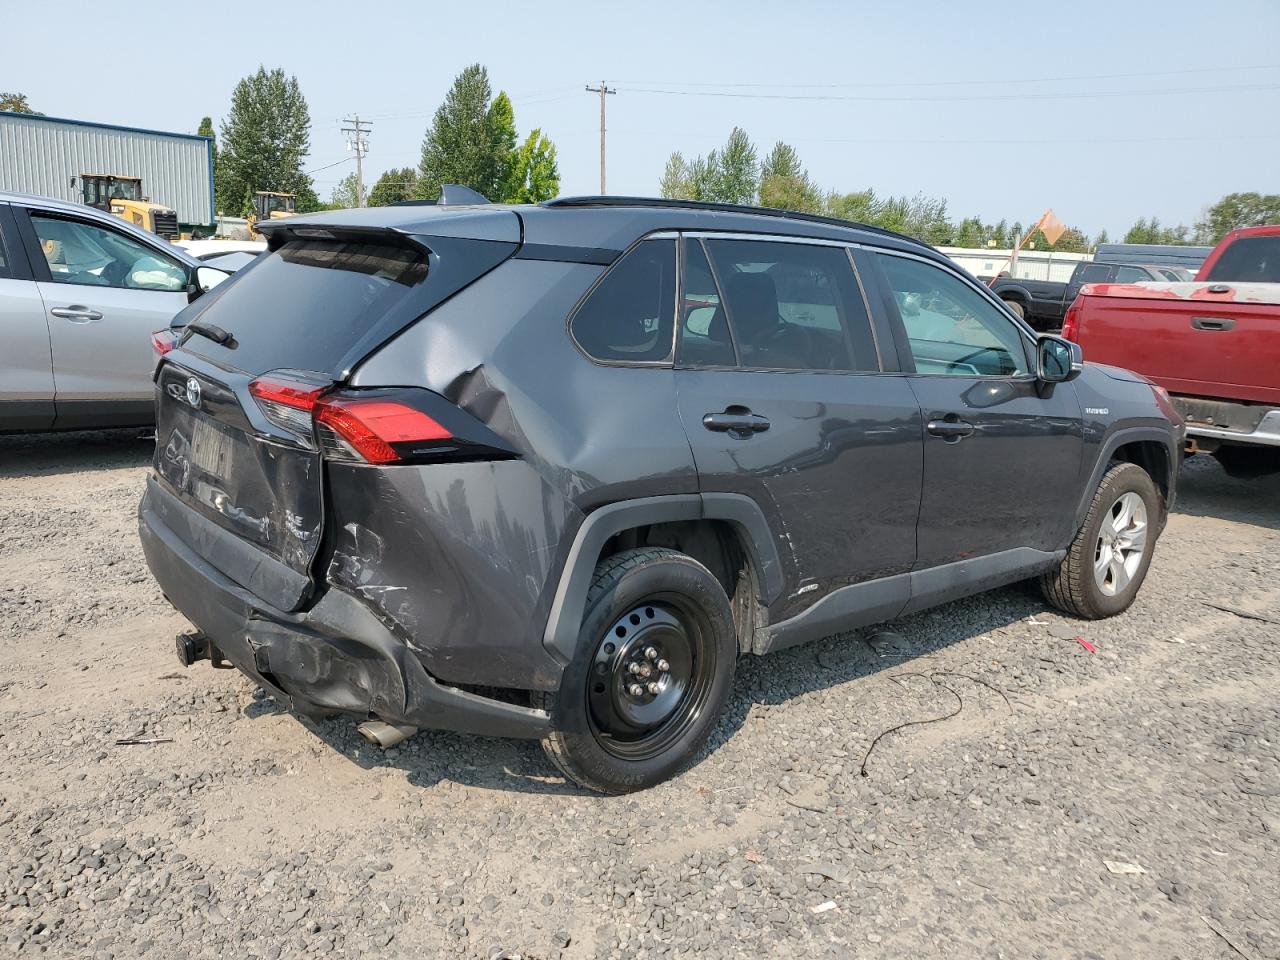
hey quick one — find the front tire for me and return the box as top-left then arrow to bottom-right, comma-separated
1003,298 -> 1027,320
535,548 -> 737,794
1041,462 -> 1161,619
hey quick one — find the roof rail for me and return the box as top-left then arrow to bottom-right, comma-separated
542,195 -> 929,248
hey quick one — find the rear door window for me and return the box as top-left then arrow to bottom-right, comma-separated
1077,263 -> 1111,283
1205,236 -> 1280,282
677,240 -> 736,366
700,238 -> 877,372
570,239 -> 676,363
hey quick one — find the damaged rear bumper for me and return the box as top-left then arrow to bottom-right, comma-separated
138,478 -> 551,739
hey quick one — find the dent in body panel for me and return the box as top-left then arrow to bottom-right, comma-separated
323,458 -> 577,690
351,259 -> 700,509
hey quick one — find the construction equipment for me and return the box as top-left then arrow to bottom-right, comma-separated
78,174 -> 179,240
249,191 -> 297,236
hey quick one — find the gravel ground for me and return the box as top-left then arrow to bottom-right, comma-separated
1,429 -> 1277,960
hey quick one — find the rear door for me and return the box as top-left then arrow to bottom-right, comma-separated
865,249 -> 1083,569
0,203 -> 54,429
673,235 -> 923,621
20,208 -> 190,420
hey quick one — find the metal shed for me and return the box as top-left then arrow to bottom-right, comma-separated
0,111 -> 214,228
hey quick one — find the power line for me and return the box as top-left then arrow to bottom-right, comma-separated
619,80 -> 1280,103
610,62 -> 1280,90
585,81 -> 616,193
306,157 -> 352,175
340,115 -> 372,207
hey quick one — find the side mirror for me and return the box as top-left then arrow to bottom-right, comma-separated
1038,335 -> 1083,383
188,265 -> 231,301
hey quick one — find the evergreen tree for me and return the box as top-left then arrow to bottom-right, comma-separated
216,67 -> 317,216
367,167 -> 419,207
197,116 -> 217,186
417,64 -> 512,200
329,172 -> 360,209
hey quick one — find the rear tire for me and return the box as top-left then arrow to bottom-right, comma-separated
534,548 -> 737,794
1041,462 -> 1160,619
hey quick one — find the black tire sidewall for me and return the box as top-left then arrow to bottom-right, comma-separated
1079,465 -> 1160,617
554,554 -> 737,793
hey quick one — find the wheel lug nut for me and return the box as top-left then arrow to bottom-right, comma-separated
628,663 -> 641,675
656,659 -> 670,672
628,683 -> 645,697
646,681 -> 660,695
644,646 -> 658,660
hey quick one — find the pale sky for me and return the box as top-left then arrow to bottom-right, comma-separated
5,0 -> 1278,238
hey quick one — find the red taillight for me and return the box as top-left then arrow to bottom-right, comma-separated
1061,296 -> 1082,342
314,397 -> 451,465
151,328 -> 177,359
249,375 -> 327,435
249,376 -> 325,411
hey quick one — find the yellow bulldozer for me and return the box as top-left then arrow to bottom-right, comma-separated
248,191 -> 297,236
79,174 -> 180,240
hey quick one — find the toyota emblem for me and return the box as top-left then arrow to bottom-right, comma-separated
185,377 -> 202,408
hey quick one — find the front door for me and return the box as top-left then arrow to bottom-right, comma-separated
24,210 -> 190,419
865,250 -> 1084,570
673,235 -> 923,621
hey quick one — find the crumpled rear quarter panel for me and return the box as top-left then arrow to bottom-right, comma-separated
321,458 -> 580,691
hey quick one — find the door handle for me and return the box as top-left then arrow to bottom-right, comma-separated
703,408 -> 771,436
50,306 -> 104,323
1190,316 -> 1234,332
926,418 -> 975,439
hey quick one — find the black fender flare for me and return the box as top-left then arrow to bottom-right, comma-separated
541,493 -> 783,665
1072,424 -> 1179,531
996,286 -> 1032,304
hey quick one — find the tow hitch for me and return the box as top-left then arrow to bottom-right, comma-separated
174,632 -> 232,669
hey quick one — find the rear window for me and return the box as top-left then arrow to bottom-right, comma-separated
1205,236 -> 1280,283
180,239 -> 429,375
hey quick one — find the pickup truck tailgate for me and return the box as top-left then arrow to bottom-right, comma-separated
1074,281 -> 1280,405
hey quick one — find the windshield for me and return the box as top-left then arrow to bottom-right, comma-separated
265,195 -> 295,215
1205,236 -> 1280,283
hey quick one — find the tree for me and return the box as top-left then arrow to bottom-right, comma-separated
417,64 -> 512,201
1,92 -> 41,114
367,167 -> 419,207
198,116 -> 217,182
1195,192 -> 1280,244
1094,229 -> 1110,248
704,127 -> 758,204
824,189 -> 880,224
660,152 -> 695,200
501,129 -> 559,203
216,67 -> 317,216
329,172 -> 360,209
1124,217 -> 1188,245
757,141 -> 821,213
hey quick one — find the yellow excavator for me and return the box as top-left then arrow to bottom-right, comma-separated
248,191 -> 297,236
79,174 -> 180,240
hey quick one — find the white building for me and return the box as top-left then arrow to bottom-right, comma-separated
939,246 -> 1090,283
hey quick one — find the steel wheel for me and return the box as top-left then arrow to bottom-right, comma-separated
1093,491 -> 1148,597
586,597 -> 716,762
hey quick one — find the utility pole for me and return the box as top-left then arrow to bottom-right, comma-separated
341,115 -> 372,207
584,81 -> 615,194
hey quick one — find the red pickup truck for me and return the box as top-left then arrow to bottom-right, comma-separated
1063,225 -> 1280,475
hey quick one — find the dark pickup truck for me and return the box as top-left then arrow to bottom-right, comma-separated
982,261 -> 1179,330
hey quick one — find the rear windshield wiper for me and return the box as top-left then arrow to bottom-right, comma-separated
183,320 -> 236,347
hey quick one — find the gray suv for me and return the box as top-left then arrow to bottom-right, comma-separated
0,191 -> 226,432
138,194 -> 1183,793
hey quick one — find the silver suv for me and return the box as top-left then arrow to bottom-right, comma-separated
0,191 -> 226,432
